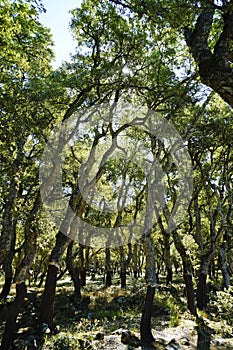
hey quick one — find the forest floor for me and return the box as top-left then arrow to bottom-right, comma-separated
1,275 -> 233,349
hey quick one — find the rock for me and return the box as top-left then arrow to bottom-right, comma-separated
121,330 -> 141,347
211,337 -> 233,347
95,332 -> 105,340
112,328 -> 126,335
165,338 -> 182,350
180,337 -> 190,346
105,335 -> 118,343
151,338 -> 167,349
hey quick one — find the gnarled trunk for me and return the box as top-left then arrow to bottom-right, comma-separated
105,247 -> 112,287
39,232 -> 71,328
164,231 -> 173,285
184,3 -> 233,108
140,285 -> 156,346
0,256 -> 14,299
140,231 -> 156,346
183,271 -> 196,316
39,263 -> 59,328
1,191 -> 40,349
219,237 -> 230,290
172,229 -> 196,315
197,272 -> 208,310
0,283 -> 26,350
66,242 -> 81,300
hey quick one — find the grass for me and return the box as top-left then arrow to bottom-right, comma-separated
1,275 -> 233,349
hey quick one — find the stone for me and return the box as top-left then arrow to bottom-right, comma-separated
165,338 -> 182,350
121,330 -> 141,347
180,337 -> 190,346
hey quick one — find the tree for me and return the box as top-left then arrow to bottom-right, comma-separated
110,0 -> 233,109
0,0 -> 53,296
0,0 -> 55,347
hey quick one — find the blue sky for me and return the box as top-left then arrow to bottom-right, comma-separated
39,0 -> 82,67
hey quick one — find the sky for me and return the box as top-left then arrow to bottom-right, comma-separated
39,0 -> 82,68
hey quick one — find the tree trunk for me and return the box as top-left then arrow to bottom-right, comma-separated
0,179 -> 18,298
166,267 -> 173,285
184,3 -> 233,109
39,232 -> 71,328
0,283 -> 26,350
196,320 -> 211,350
66,243 -> 81,300
219,241 -> 230,290
0,258 -> 13,299
133,243 -> 139,278
80,269 -> 87,287
183,272 -> 196,316
164,232 -> 173,285
121,242 -> 132,287
38,263 -> 59,329
1,191 -> 40,348
105,247 -> 112,287
172,229 -> 196,315
79,245 -> 86,286
140,231 -> 156,346
197,273 -> 207,310
196,254 -> 214,310
140,285 -> 156,346
120,246 -> 126,288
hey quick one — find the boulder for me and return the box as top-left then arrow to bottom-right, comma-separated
165,338 -> 182,350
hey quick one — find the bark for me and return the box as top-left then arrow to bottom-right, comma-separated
0,178 -> 18,298
105,247 -> 112,287
79,245 -> 86,286
133,243 -> 139,278
194,197 -> 203,253
14,190 -> 41,283
0,283 -> 26,350
140,285 -> 156,346
183,273 -> 196,316
172,229 -> 196,315
140,232 -> 156,346
38,232 -> 71,328
185,2 -> 233,108
119,244 -> 126,288
0,169 -> 19,268
166,267 -> 173,285
220,226 -> 231,289
66,243 -> 82,300
196,320 -> 211,350
164,232 -> 173,284
0,256 -> 14,299
119,244 -> 132,288
197,248 -> 216,310
219,241 -> 230,290
38,264 -> 59,329
0,191 -> 41,348
197,273 -> 208,310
